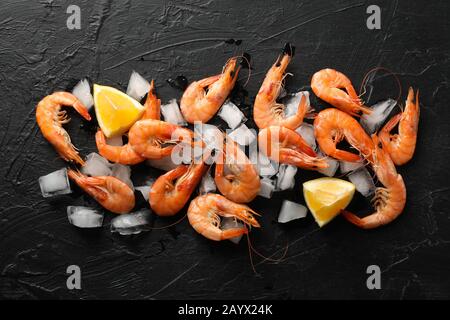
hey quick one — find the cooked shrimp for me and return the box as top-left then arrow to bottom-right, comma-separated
128,119 -> 196,159
314,108 -> 374,162
215,137 -> 260,203
36,92 -> 91,165
254,44 -> 311,129
187,194 -> 260,241
180,57 -> 241,123
341,135 -> 406,229
379,87 -> 420,166
95,81 -> 161,165
150,162 -> 207,216
67,169 -> 135,214
311,68 -> 371,116
258,126 -> 328,170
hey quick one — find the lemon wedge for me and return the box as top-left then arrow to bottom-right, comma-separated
303,177 -> 355,227
93,84 -> 144,137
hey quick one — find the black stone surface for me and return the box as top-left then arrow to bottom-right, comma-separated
0,0 -> 449,300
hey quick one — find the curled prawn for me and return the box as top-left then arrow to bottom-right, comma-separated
95,80 -> 161,165
254,43 -> 311,130
379,87 -> 420,166
187,194 -> 260,241
67,169 -> 135,214
311,68 -> 371,116
36,92 -> 91,165
258,126 -> 328,170
314,108 -> 374,162
180,56 -> 241,123
341,135 -> 406,229
150,161 -> 207,216
215,138 -> 260,203
128,119 -> 197,159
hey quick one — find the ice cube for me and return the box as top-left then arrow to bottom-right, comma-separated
348,167 -> 376,197
360,99 -> 397,134
111,163 -> 133,190
276,164 -> 297,191
135,186 -> 151,201
278,200 -> 307,223
72,79 -> 94,110
110,209 -> 151,235
171,144 -> 193,165
126,71 -> 150,101
146,156 -> 179,171
199,170 -> 216,194
249,149 -> 278,177
135,179 -> 155,201
340,160 -> 364,174
258,178 -> 276,199
228,123 -> 256,146
217,100 -> 247,129
317,151 -> 339,177
194,123 -> 224,151
39,168 -> 72,198
296,122 -> 316,151
221,217 -> 244,244
161,99 -> 187,126
284,91 -> 310,117
81,153 -> 112,177
67,206 -> 103,228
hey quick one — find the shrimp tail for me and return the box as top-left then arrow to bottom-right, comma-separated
341,209 -> 384,230
340,210 -> 367,228
282,42 -> 296,57
72,100 -> 91,121
142,80 -> 161,120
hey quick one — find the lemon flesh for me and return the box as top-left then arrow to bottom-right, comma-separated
93,84 -> 144,138
303,177 -> 355,227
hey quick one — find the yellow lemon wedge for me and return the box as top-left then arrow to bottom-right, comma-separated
93,84 -> 144,138
303,177 -> 355,227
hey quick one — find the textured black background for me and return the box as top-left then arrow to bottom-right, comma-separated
1,0 -> 449,300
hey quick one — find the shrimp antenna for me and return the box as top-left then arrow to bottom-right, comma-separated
245,231 -> 289,273
359,66 -> 402,106
146,212 -> 187,230
246,230 -> 259,275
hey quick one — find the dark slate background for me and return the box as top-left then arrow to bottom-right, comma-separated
1,0 -> 449,300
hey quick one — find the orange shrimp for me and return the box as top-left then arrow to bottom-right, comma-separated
95,81 -> 161,165
311,69 -> 371,116
67,169 -> 135,214
253,44 -> 310,130
150,162 -> 207,216
180,57 -> 241,123
187,194 -> 260,241
379,87 -> 420,166
215,137 -> 260,203
314,108 -> 374,162
341,135 -> 406,229
128,119 -> 197,159
258,126 -> 328,170
36,92 -> 91,165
